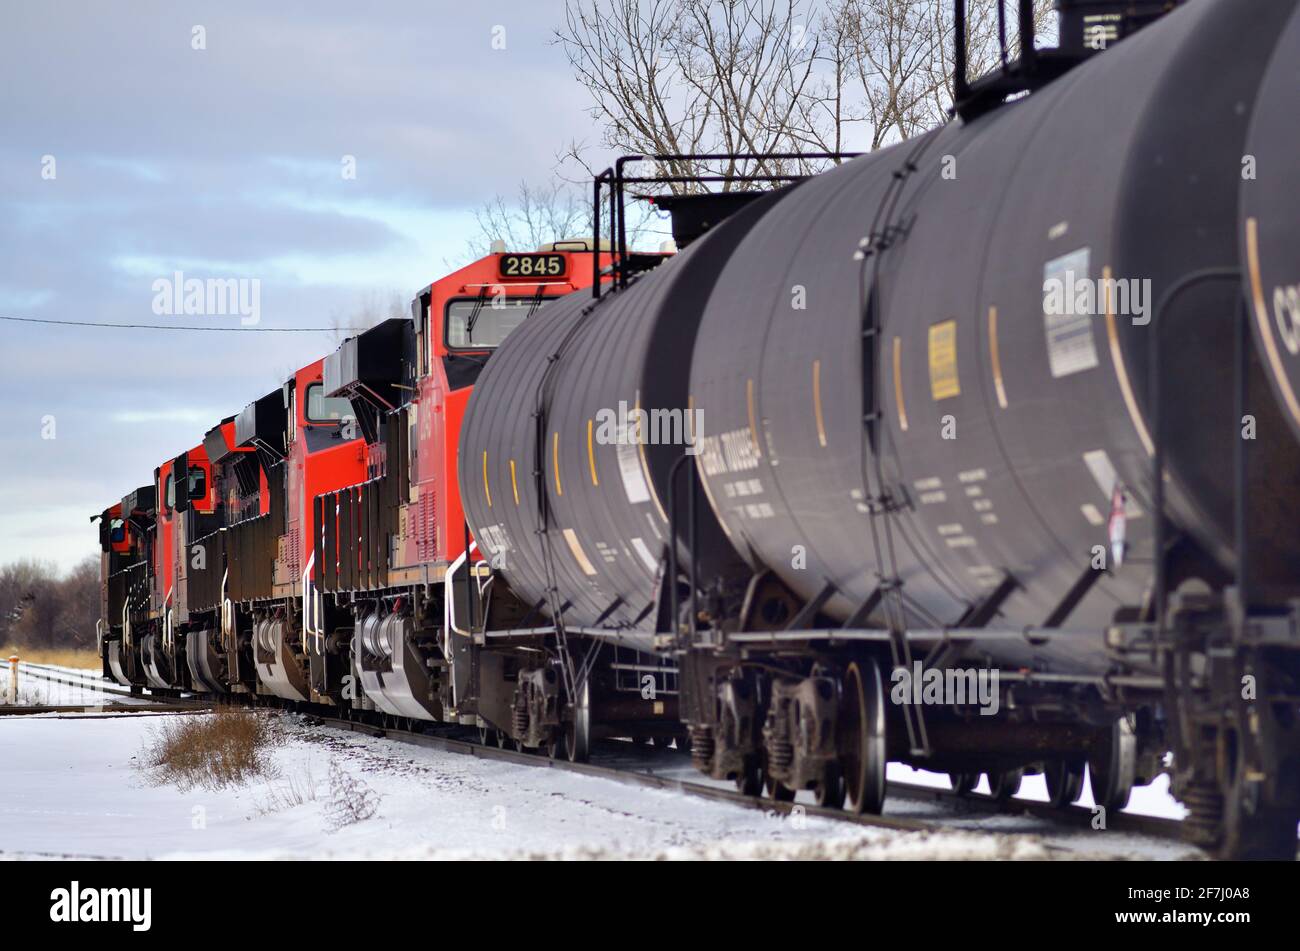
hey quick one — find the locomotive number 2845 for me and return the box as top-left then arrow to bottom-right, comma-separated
499,253 -> 566,278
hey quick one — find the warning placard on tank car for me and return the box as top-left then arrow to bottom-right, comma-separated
928,319 -> 960,400
1042,248 -> 1100,378
616,437 -> 651,505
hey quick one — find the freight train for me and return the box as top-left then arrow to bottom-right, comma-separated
96,0 -> 1300,858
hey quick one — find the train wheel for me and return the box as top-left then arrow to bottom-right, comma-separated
1218,730 -> 1300,859
816,767 -> 847,809
546,732 -> 564,759
735,758 -> 763,796
1089,717 -> 1136,812
1044,759 -> 1086,808
495,729 -> 511,750
842,658 -> 887,815
988,769 -> 1024,801
478,725 -> 492,746
764,772 -> 796,802
565,678 -> 591,764
949,773 -> 978,796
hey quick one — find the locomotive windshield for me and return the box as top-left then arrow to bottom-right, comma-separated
445,296 -> 556,350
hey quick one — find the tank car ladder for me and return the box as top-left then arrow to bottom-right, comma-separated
854,129 -> 949,758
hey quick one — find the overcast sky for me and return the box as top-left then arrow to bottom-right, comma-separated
0,1 -> 606,573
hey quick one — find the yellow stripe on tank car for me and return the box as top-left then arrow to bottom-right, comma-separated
988,306 -> 1008,409
893,337 -> 909,432
1247,217 -> 1300,429
1103,266 -> 1154,456
552,431 -> 563,496
509,459 -> 520,505
812,359 -> 827,447
587,418 -> 599,486
562,528 -> 597,576
482,451 -> 492,508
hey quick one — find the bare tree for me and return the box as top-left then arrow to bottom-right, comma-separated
557,0 -> 1058,180
837,0 -> 943,148
557,0 -> 832,192
0,556 -> 99,650
917,0 -> 1058,129
466,180 -> 591,259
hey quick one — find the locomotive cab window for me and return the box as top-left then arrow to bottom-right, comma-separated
164,473 -> 175,511
187,465 -> 206,500
445,296 -> 556,350
109,518 -> 125,544
305,382 -> 353,423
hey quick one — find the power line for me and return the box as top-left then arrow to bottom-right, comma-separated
0,315 -> 362,332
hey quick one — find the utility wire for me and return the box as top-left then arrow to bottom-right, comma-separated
0,315 -> 361,332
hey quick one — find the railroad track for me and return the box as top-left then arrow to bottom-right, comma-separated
12,662 -> 1201,856
5,662 -> 206,712
318,712 -> 1192,852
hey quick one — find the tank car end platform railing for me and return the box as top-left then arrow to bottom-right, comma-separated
591,152 -> 861,299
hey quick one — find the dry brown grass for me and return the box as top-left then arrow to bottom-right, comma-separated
1,645 -> 100,669
140,707 -> 280,791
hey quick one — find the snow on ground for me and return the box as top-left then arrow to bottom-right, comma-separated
0,711 -> 1197,861
886,763 -> 1188,821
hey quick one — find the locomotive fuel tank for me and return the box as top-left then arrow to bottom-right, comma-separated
688,0 -> 1300,660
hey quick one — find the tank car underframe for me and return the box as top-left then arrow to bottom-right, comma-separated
676,622 -> 1164,806
477,626 -> 686,759
671,601 -> 1300,856
1148,588 -> 1300,860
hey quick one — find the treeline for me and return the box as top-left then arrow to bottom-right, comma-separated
0,557 -> 100,651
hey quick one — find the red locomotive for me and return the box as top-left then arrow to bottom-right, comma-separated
96,242 -> 609,727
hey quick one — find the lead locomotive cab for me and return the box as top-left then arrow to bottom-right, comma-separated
311,241 -> 608,739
